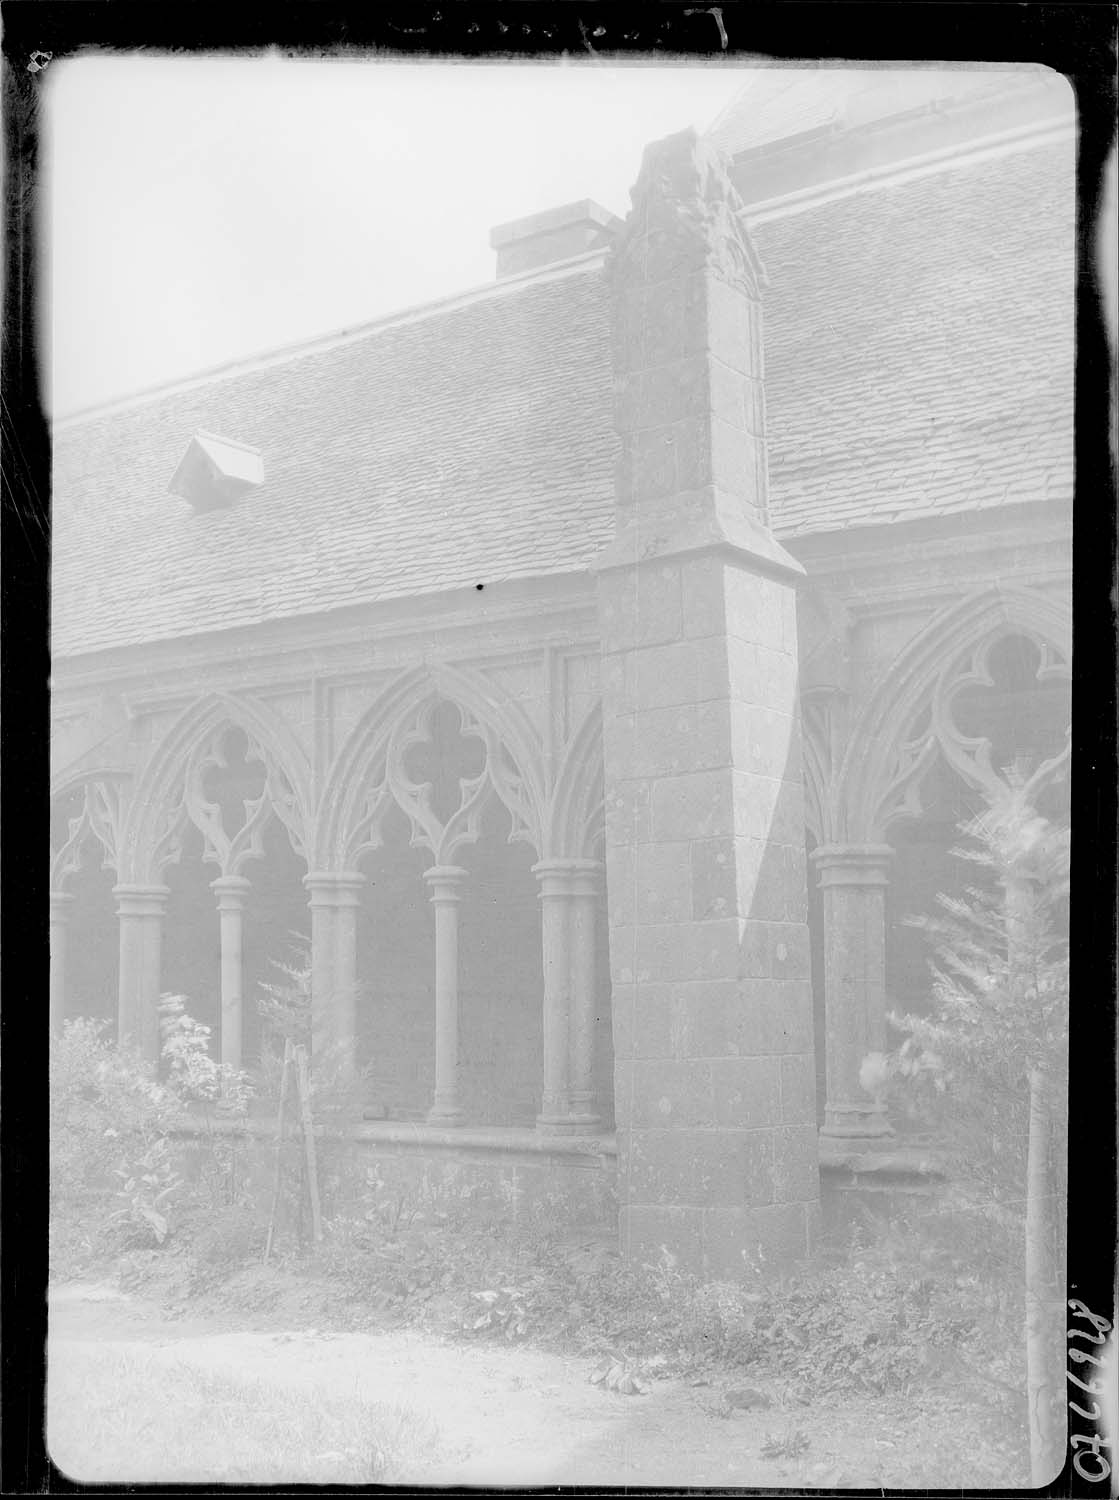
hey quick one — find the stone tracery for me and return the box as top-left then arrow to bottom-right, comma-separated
816,587 -> 1072,1147
343,694 -> 541,869
50,774 -> 129,891
872,625 -> 1070,836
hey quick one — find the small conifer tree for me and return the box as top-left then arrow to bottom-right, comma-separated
885,784 -> 1069,1208
884,781 -> 1069,1482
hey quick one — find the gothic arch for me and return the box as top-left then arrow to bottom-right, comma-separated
50,768 -> 133,890
837,585 -> 1072,843
547,702 -> 605,860
316,663 -> 547,870
119,692 -> 314,883
800,693 -> 831,847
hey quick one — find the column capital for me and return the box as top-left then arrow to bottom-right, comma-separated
210,873 -> 252,908
303,870 -> 366,908
112,883 -> 170,916
532,857 -> 578,897
532,858 -> 603,896
423,864 -> 468,901
811,844 -> 894,888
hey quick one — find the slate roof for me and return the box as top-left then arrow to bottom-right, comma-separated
52,268 -> 619,657
705,67 -> 1055,160
52,138 -> 1074,658
753,135 -> 1075,533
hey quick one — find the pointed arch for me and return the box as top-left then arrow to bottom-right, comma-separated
120,692 -> 314,883
547,701 -> 605,860
837,585 -> 1072,843
50,769 -> 132,890
317,663 -> 547,869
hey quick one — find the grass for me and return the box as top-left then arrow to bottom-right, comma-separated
47,1344 -> 442,1485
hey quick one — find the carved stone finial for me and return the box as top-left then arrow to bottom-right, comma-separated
610,126 -> 767,296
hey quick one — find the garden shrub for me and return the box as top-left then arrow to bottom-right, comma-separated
50,1018 -> 179,1271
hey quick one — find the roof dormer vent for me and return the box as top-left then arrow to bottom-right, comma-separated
169,430 -> 264,513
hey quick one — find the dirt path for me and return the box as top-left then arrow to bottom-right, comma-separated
48,1282 -> 1017,1488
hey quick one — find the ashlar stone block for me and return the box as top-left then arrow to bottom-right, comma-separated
628,1127 -> 775,1210
703,1202 -> 817,1277
635,918 -> 741,984
626,636 -> 730,711
599,564 -> 682,653
628,1058 -> 715,1129
779,1052 -> 818,1125
649,769 -> 736,842
773,1123 -> 821,1204
710,1055 -> 782,1129
632,841 -> 693,924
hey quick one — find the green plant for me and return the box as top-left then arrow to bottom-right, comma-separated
463,1286 -> 532,1340
879,788 -> 1069,1205
109,1134 -> 184,1246
760,1429 -> 810,1462
50,1018 -> 179,1270
159,993 -> 253,1115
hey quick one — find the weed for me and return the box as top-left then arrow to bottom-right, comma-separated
760,1429 -> 811,1462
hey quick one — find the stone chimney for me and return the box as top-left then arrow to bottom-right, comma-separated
489,200 -> 621,278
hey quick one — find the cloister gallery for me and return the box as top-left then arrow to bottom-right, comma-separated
51,69 -> 1073,1274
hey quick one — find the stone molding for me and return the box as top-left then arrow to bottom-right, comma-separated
811,844 -> 894,888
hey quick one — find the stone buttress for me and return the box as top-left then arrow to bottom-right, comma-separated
596,129 -> 821,1276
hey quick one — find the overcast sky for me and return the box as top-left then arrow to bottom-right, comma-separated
46,55 -> 756,417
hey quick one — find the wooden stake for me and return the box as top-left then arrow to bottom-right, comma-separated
295,1044 -> 323,1245
1025,1067 -> 1061,1487
262,1039 -> 293,1265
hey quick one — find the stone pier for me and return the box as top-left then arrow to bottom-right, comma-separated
597,129 -> 820,1276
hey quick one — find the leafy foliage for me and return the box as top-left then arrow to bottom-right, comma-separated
159,993 -> 254,1115
50,1019 -> 179,1267
51,1000 -> 259,1268
877,788 -> 1069,1207
109,1135 -> 184,1245
464,1287 -> 532,1341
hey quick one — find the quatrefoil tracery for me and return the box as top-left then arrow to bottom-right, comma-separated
150,724 -> 308,879
875,630 -> 1071,834
346,696 -> 540,866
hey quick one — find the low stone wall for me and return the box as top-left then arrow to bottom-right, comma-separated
818,1140 -> 950,1242
343,1124 -> 617,1228
173,1116 -> 949,1252
172,1117 -> 618,1232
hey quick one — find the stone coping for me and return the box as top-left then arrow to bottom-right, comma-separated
818,1138 -> 949,1181
172,1113 -> 618,1161
172,1116 -> 946,1178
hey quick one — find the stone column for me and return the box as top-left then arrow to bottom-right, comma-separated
596,129 -> 820,1277
425,865 -> 467,1125
812,845 -> 894,1141
535,860 -> 575,1131
568,860 -> 603,1130
211,874 -> 251,1074
304,871 -> 365,1078
49,891 -> 76,1036
114,884 -> 169,1062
